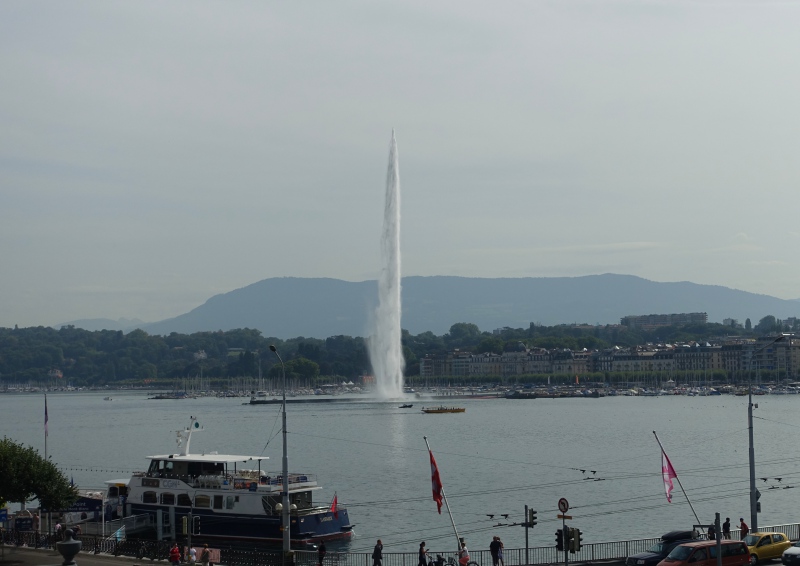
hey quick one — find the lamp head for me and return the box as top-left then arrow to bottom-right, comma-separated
270,345 -> 277,352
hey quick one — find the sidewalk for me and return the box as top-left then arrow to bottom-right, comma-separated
0,546 -> 140,566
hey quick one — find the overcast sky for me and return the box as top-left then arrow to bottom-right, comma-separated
2,1 -> 799,328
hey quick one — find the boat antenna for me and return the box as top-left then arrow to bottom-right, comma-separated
177,416 -> 203,456
270,345 -> 290,562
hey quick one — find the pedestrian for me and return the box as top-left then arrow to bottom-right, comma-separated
739,518 -> 749,540
188,547 -> 197,564
170,542 -> 182,566
200,544 -> 210,566
490,537 -> 501,566
419,542 -> 428,566
708,524 -> 716,541
373,539 -> 383,566
458,541 -> 470,566
723,518 -> 731,539
319,541 -> 327,566
497,538 -> 504,566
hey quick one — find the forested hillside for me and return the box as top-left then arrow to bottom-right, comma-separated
1,319 -> 777,386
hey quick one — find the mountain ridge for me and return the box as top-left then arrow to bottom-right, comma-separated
55,274 -> 799,338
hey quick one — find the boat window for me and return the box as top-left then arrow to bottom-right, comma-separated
194,495 -> 211,508
108,487 -> 119,497
177,494 -> 192,507
143,491 -> 158,504
290,492 -> 312,509
226,496 -> 236,510
161,493 -> 175,505
213,495 -> 223,510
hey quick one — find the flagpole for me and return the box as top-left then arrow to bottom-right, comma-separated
44,394 -> 48,460
424,436 -> 462,553
653,431 -> 703,530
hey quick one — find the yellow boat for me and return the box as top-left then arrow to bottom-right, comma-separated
421,406 -> 466,414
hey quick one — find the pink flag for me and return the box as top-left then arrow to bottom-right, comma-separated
429,449 -> 443,514
661,449 -> 678,503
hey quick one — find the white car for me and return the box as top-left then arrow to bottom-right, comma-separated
782,541 -> 800,566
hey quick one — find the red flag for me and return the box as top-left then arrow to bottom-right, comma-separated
661,449 -> 678,503
329,493 -> 338,518
429,449 -> 443,514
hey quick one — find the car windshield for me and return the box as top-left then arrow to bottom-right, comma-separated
648,543 -> 666,553
744,535 -> 761,546
667,546 -> 694,560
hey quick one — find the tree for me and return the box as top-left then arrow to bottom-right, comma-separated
755,315 -> 778,335
0,437 -> 77,510
745,318 -> 752,330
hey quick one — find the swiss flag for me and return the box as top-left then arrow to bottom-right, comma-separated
429,449 -> 444,514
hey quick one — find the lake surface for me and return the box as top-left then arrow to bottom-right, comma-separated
3,391 -> 800,554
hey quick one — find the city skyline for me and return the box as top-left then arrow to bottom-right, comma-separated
2,2 -> 800,328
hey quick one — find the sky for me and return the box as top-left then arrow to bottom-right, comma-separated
2,1 -> 800,328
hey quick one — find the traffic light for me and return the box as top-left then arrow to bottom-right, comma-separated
574,528 -> 583,552
181,516 -> 188,535
193,516 -> 200,534
567,528 -> 576,552
529,509 -> 538,528
555,529 -> 564,551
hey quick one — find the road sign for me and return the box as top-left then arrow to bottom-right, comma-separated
557,514 -> 572,519
558,498 -> 569,513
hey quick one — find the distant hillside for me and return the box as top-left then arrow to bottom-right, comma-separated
131,275 -> 800,338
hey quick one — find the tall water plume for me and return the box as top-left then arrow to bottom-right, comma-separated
369,131 -> 405,399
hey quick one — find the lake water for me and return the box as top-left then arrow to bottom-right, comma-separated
2,391 -> 800,554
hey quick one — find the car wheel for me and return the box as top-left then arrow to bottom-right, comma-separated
750,554 -> 758,566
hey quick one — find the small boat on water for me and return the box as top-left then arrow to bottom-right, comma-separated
421,406 -> 466,414
399,404 -> 413,408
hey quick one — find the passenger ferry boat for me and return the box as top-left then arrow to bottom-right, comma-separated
106,417 -> 353,545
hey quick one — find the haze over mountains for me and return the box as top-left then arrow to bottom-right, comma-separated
56,275 -> 800,339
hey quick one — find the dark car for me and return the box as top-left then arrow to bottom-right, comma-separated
627,531 -> 699,566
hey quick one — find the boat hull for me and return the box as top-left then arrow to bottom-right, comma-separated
128,504 -> 353,544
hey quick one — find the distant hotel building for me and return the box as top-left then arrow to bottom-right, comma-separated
620,312 -> 708,331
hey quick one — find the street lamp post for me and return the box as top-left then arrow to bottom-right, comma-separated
748,335 -> 785,532
270,345 -> 290,559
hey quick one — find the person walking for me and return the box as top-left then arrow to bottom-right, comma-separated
739,518 -> 749,540
373,540 -> 383,566
723,518 -> 731,539
419,542 -> 429,566
318,541 -> 327,566
188,547 -> 197,564
489,537 -> 501,566
497,538 -> 505,566
169,543 -> 182,566
708,524 -> 716,541
458,541 -> 470,566
200,544 -> 210,566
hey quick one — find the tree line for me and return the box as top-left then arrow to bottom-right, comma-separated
0,315 -> 791,387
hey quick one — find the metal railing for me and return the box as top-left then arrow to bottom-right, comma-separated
3,522 -> 800,566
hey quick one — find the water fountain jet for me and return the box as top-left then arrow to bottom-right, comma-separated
369,131 -> 405,400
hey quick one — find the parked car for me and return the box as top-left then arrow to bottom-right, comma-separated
627,531 -> 699,566
657,539 -> 750,566
745,532 -> 792,565
781,541 -> 800,566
